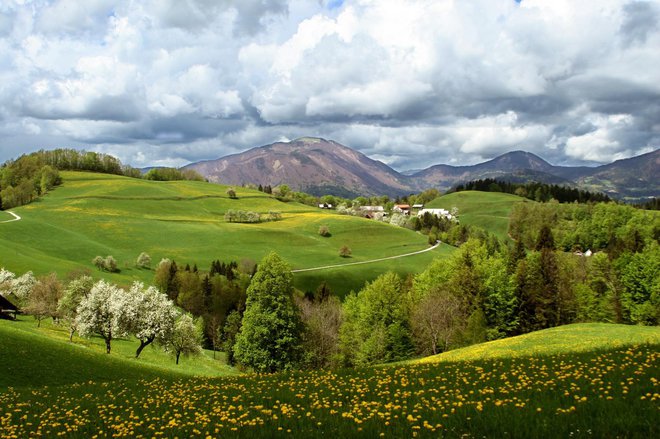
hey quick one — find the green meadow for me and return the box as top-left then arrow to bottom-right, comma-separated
0,318 -> 237,389
0,171 -> 451,295
1,321 -> 657,438
426,190 -> 528,240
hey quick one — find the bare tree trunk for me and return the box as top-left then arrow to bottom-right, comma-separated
69,327 -> 75,342
176,351 -> 181,365
105,337 -> 111,354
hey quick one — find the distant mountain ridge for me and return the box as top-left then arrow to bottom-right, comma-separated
184,138 -> 659,201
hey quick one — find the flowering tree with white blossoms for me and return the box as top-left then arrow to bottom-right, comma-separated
75,280 -> 128,354
0,269 -> 36,308
0,268 -> 15,286
118,282 -> 178,359
12,271 -> 37,307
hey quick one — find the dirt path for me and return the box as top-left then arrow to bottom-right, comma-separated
0,211 -> 21,224
291,242 -> 441,273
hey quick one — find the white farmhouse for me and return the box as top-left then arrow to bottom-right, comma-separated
417,208 -> 454,221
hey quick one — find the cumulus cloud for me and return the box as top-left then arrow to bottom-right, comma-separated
0,0 -> 658,170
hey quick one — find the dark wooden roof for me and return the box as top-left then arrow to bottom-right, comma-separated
0,294 -> 18,312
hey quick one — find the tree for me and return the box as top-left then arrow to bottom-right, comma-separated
104,256 -> 118,273
10,271 -> 37,308
222,310 -> 242,366
58,275 -> 94,341
268,211 -> 282,221
119,282 -> 178,359
136,252 -> 152,269
297,295 -> 343,369
25,273 -> 62,327
166,313 -> 203,365
226,188 -> 237,199
339,245 -> 352,258
411,288 -> 467,355
92,256 -> 105,270
318,225 -> 330,237
177,270 -> 204,315
154,259 -> 180,301
233,252 -> 302,373
339,272 -> 413,367
76,280 -> 127,354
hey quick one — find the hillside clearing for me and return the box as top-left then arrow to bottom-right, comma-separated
426,191 -> 528,240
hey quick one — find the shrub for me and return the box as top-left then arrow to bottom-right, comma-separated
339,245 -> 352,258
318,225 -> 330,237
136,252 -> 152,269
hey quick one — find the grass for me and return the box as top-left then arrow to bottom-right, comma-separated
1,323 -> 657,438
426,191 -> 529,240
415,322 -> 660,363
0,171 -> 453,296
0,317 -> 238,389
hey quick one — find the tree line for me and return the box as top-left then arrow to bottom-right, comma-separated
452,178 -> 611,203
0,149 -> 205,210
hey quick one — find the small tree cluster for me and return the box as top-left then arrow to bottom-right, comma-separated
224,210 -> 261,223
92,255 -> 119,272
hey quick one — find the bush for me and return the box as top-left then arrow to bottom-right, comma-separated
339,245 -> 352,258
226,188 -> 237,199
104,256 -> 118,273
136,252 -> 152,269
318,225 -> 331,237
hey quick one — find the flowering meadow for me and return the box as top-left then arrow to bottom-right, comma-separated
1,343 -> 658,438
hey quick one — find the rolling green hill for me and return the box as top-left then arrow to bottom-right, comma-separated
426,191 -> 529,239
1,321 -> 657,437
415,323 -> 660,364
0,171 -> 452,294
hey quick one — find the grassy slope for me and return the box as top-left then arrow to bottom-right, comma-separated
1,322 -> 657,438
416,323 -> 660,363
0,171 -> 452,295
0,317 -> 238,389
426,190 -> 528,240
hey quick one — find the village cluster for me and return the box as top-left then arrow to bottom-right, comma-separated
318,202 -> 457,222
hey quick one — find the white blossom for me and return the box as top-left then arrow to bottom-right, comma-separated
75,280 -> 128,353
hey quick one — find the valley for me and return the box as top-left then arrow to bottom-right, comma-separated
0,171 -> 451,295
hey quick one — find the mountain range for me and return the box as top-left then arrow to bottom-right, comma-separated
184,137 -> 659,201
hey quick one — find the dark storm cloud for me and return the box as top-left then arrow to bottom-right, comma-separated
620,1 -> 659,45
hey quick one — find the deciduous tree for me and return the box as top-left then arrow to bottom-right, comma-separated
76,280 -> 127,354
233,252 -> 302,373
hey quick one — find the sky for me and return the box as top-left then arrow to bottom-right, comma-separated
0,0 -> 659,170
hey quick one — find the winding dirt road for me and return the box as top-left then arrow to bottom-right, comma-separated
291,241 -> 441,273
0,211 -> 21,224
